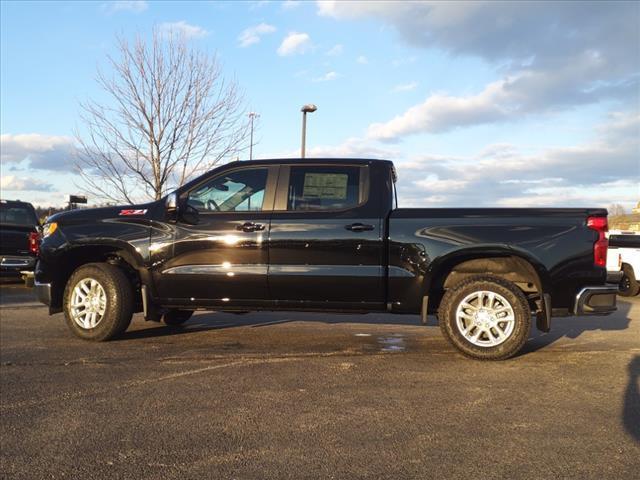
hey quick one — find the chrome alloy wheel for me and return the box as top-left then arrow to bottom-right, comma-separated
70,278 -> 107,329
455,290 -> 516,347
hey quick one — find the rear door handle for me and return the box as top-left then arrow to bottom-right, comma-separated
345,223 -> 374,232
236,222 -> 265,233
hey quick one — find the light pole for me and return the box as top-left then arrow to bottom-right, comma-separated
248,112 -> 260,160
300,104 -> 317,158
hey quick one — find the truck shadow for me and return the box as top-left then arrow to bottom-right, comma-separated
520,299 -> 632,354
121,300 -> 633,347
120,310 -> 432,340
624,355 -> 640,444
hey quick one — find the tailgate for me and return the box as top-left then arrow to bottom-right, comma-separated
0,225 -> 33,256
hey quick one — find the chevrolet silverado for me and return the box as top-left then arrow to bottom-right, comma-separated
34,159 -> 618,359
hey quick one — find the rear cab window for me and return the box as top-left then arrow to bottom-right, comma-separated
0,202 -> 38,226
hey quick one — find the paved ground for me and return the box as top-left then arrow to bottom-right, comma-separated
0,281 -> 638,479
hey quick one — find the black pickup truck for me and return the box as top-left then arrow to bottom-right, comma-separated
1,199 -> 40,279
34,159 -> 617,359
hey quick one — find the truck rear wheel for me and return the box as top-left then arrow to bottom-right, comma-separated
63,263 -> 133,341
619,264 -> 639,297
438,275 -> 531,360
163,309 -> 193,326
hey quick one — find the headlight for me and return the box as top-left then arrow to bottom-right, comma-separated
42,222 -> 58,238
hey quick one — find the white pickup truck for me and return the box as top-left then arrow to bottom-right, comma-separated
607,232 -> 640,296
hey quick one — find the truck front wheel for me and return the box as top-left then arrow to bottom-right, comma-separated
438,275 -> 531,360
63,263 -> 134,341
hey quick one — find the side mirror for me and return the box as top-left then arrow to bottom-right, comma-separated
165,192 -> 199,224
166,192 -> 178,212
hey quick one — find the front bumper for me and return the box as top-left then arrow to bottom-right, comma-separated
574,286 -> 618,316
34,281 -> 52,306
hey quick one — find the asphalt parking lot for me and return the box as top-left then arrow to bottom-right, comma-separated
1,281 -> 638,479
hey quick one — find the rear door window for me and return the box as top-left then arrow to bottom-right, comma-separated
287,165 -> 366,211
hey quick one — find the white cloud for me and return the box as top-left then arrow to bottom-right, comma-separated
304,138 -> 398,159
101,1 -> 148,14
282,0 -> 301,10
368,53 -> 637,141
368,80 -> 506,140
392,112 -> 639,209
158,21 -> 209,39
392,81 -> 418,93
0,175 -> 54,192
391,56 -> 417,68
313,71 -> 340,82
1,134 -> 76,170
277,32 -> 311,56
238,23 -> 276,47
326,44 -> 343,56
356,55 -> 368,64
413,175 -> 467,192
249,0 -> 271,10
320,1 -> 640,138
493,180 -> 640,208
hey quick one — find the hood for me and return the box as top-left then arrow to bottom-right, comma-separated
46,201 -> 159,225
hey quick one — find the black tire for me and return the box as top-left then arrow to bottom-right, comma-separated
438,275 -> 531,360
63,263 -> 133,341
163,309 -> 193,326
619,264 -> 640,297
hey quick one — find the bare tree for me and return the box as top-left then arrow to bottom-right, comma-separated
609,203 -> 626,217
76,30 -> 250,203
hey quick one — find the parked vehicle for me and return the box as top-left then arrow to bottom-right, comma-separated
34,159 -> 617,360
0,199 -> 40,280
607,233 -> 640,296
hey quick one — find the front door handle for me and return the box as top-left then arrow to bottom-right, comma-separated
236,222 -> 265,233
345,223 -> 374,232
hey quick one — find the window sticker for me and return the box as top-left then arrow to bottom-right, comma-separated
302,173 -> 348,199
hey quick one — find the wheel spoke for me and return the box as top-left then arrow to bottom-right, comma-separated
487,292 -> 495,309
468,328 -> 482,342
460,301 -> 478,313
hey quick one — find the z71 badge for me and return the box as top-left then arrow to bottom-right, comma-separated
119,209 -> 147,216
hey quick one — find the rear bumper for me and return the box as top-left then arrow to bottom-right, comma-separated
606,270 -> 624,284
34,281 -> 52,306
574,286 -> 618,316
1,255 -> 36,273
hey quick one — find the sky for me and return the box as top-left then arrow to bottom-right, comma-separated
1,0 -> 639,209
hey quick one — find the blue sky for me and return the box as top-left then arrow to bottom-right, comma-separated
1,0 -> 639,209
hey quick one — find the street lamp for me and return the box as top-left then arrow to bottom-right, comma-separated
248,112 -> 260,160
300,104 -> 317,158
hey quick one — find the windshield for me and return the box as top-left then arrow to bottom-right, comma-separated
0,204 -> 38,226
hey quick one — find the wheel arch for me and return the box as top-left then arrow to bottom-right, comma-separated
425,246 -> 550,314
48,242 -> 147,311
